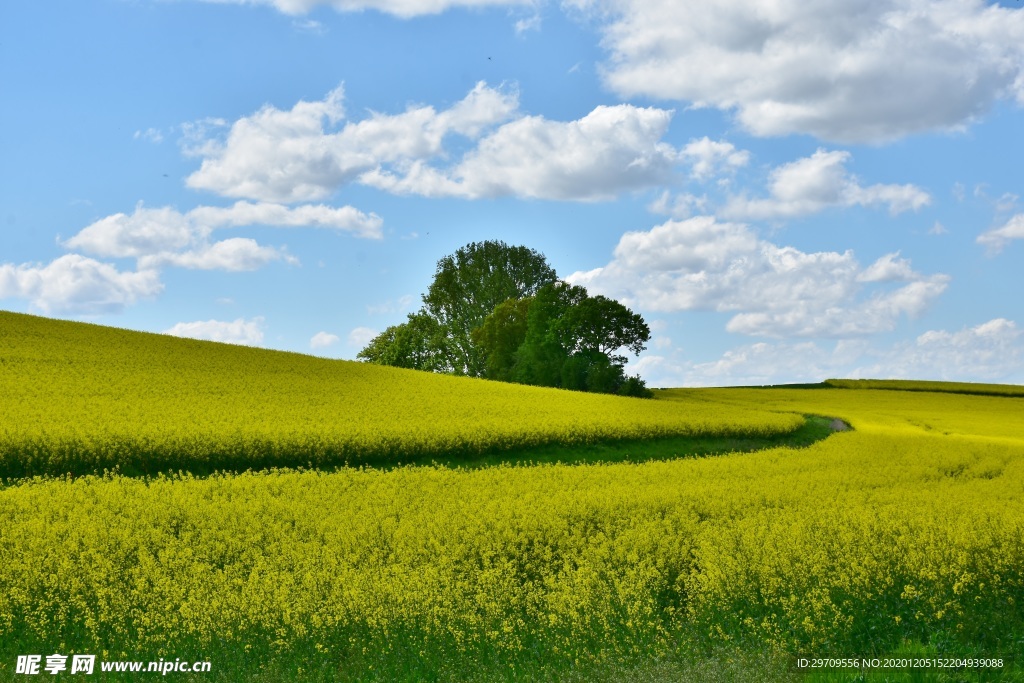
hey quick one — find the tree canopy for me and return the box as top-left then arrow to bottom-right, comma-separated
421,241 -> 558,376
359,241 -> 651,397
476,282 -> 652,396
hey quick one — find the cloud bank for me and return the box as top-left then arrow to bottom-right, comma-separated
568,216 -> 950,338
573,0 -> 1024,142
185,82 -> 686,203
63,201 -> 381,272
634,318 -> 1023,387
722,149 -> 930,219
0,255 -> 162,316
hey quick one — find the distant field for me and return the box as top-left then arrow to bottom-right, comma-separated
823,377 -> 1024,397
659,385 -> 1024,443
0,311 -> 800,478
1,312 -> 1022,682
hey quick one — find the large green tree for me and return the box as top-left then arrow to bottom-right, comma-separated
476,281 -> 652,396
420,241 -> 557,376
358,241 -> 651,396
359,241 -> 557,376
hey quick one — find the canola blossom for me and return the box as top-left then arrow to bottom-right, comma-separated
1,419 -> 1021,676
1,312 -> 1022,679
0,312 -> 800,478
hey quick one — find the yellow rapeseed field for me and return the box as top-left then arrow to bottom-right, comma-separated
1,413 -> 1021,676
1,312 -> 1022,679
823,377 -> 1024,397
0,311 -> 799,477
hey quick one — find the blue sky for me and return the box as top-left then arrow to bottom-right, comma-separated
2,0 -> 1023,386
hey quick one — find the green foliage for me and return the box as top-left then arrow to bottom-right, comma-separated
470,296 -> 532,382
358,242 -> 652,395
421,240 -> 558,376
619,373 -> 654,398
553,293 -> 650,363
355,311 -> 448,371
477,281 -> 652,396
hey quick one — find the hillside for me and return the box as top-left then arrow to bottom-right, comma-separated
0,311 -> 801,478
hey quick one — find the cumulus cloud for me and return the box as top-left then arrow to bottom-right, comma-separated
138,238 -> 294,272
186,201 -> 382,236
0,254 -> 162,315
888,318 -> 1023,381
680,137 -> 749,181
310,331 -> 341,349
632,341 -> 849,388
722,149 -> 930,219
348,326 -> 379,348
574,0 -> 1024,143
632,319 -> 1023,387
65,204 -> 195,259
186,82 -> 519,202
857,252 -> 917,283
977,213 -> 1024,253
62,200 -> 381,272
362,104 -> 679,200
191,0 -> 534,18
567,216 -> 949,338
186,82 -> 682,203
163,317 -> 265,346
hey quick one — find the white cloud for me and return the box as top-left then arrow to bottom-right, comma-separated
348,326 -> 379,348
514,13 -> 541,34
632,319 -> 1023,387
647,191 -> 708,219
185,83 -> 682,203
192,0 -> 534,18
977,213 -> 1024,253
634,341 -> 845,388
567,216 -> 949,338
575,0 -> 1024,143
187,201 -> 383,237
680,137 -> 749,181
186,82 -> 519,202
857,251 -> 917,283
310,331 -> 341,349
138,238 -> 295,272
722,149 -> 930,219
65,204 -> 195,259
888,318 -> 1023,381
62,200 -> 381,271
133,128 -> 164,144
0,254 -> 162,315
362,104 -> 679,200
179,117 -> 229,158
163,317 -> 265,346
